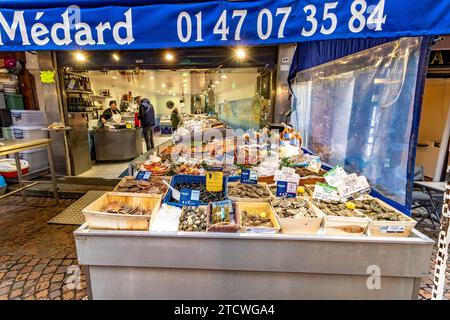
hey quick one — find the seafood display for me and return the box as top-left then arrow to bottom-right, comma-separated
115,177 -> 169,194
312,200 -> 366,218
228,183 -> 270,198
241,210 -> 274,228
140,161 -> 171,175
178,206 -> 207,231
101,201 -> 151,215
272,198 -> 317,219
295,167 -> 326,177
171,182 -> 225,203
352,199 -> 409,221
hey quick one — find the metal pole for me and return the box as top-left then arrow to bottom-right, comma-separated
431,165 -> 450,300
47,142 -> 60,204
433,102 -> 450,181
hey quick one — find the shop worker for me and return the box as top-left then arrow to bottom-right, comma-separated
139,98 -> 156,151
101,100 -> 122,126
134,96 -> 142,112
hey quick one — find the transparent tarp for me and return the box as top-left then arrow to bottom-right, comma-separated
290,37 -> 422,208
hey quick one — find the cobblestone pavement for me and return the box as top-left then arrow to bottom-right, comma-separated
0,195 -> 449,300
0,196 -> 87,300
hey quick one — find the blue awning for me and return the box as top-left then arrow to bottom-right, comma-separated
0,0 -> 449,51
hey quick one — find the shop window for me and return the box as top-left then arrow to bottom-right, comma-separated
291,37 -> 422,207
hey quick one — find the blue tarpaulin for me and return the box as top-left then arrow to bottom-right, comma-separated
0,0 -> 449,51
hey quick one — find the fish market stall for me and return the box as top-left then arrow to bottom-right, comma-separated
93,127 -> 143,161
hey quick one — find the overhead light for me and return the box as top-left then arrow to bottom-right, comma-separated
150,76 -> 154,80
172,93 -> 176,96
165,52 -> 174,61
112,76 -> 118,80
141,85 -> 145,88
75,52 -> 86,62
156,90 -> 160,93
182,73 -> 188,77
169,89 -> 172,92
211,85 -> 215,88
215,80 -> 220,84
221,74 -> 227,79
162,83 -> 166,88
112,53 -> 120,61
235,48 -> 246,59
183,79 -> 188,83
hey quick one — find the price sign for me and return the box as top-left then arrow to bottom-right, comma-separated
206,167 -> 223,192
324,166 -> 347,187
337,175 -> 371,200
307,158 -> 322,173
180,188 -> 200,206
276,180 -> 297,198
135,171 -> 151,181
312,182 -> 340,202
241,169 -> 258,184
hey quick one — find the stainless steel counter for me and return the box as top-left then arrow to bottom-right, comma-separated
93,128 -> 143,161
74,225 -> 434,300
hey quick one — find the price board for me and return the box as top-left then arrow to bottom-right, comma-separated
206,167 -> 224,192
241,169 -> 258,184
180,188 -> 200,206
135,171 -> 151,181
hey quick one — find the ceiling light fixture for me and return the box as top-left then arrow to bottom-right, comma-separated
162,83 -> 166,88
221,74 -> 227,79
112,53 -> 120,61
150,76 -> 154,80
165,53 -> 174,61
75,52 -> 86,62
235,48 -> 246,59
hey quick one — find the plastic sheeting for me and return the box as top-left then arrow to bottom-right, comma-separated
290,37 -> 424,212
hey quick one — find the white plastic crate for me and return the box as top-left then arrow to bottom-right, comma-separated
10,109 -> 46,126
19,147 -> 49,172
10,126 -> 48,140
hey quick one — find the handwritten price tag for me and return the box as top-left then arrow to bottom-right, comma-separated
307,158 -> 322,173
312,182 -> 340,202
323,166 -> 347,187
337,175 -> 371,200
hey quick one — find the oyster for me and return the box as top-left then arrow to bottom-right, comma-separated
272,198 -> 317,219
241,210 -> 274,227
228,183 -> 270,198
178,206 -> 207,231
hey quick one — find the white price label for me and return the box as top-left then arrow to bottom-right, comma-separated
380,226 -> 405,233
337,175 -> 371,200
191,190 -> 200,201
324,165 -> 348,187
312,182 -> 340,202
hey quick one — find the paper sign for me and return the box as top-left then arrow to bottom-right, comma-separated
276,180 -> 297,198
312,183 -> 340,202
180,188 -> 200,206
324,166 -> 347,187
380,226 -> 405,233
241,169 -> 258,184
337,175 -> 371,200
206,167 -> 223,192
135,171 -> 151,181
282,166 -> 296,175
307,158 -> 322,173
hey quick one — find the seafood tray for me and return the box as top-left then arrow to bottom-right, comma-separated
113,176 -> 171,197
82,192 -> 162,231
206,202 -> 240,233
310,199 -> 370,236
296,167 -> 327,186
236,201 -> 281,233
227,182 -> 271,202
163,174 -> 227,207
271,198 -> 323,235
353,195 -> 417,237
178,206 -> 209,232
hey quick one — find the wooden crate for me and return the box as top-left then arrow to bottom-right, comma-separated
309,201 -> 370,236
274,199 -> 324,235
113,176 -> 171,198
356,196 -> 417,237
82,192 -> 162,231
236,201 -> 281,233
227,182 -> 271,202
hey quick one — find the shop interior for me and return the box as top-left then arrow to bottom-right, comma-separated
56,47 -> 276,179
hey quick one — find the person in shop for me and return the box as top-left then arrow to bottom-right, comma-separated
169,103 -> 181,131
138,98 -> 156,151
100,100 -> 122,127
134,96 -> 142,112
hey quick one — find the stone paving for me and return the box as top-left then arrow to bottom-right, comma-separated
0,195 -> 449,300
0,196 -> 86,300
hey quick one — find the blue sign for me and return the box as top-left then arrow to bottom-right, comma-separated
276,180 -> 297,198
0,1 -> 449,51
135,170 -> 151,181
180,188 -> 200,206
241,169 -> 257,184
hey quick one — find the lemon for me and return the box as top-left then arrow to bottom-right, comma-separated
297,186 -> 305,194
346,202 -> 356,210
260,212 -> 267,218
